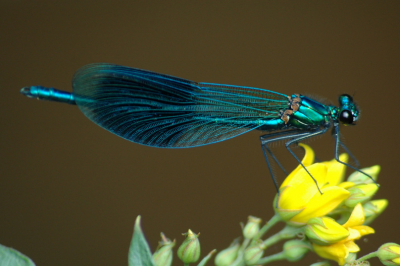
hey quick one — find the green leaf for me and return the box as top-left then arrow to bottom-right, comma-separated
128,216 -> 155,266
0,244 -> 35,266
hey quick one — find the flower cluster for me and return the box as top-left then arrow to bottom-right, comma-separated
272,143 -> 387,265
127,143 -> 395,266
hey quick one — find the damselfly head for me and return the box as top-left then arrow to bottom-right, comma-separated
338,94 -> 359,125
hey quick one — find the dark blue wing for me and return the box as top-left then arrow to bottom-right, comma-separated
72,63 -> 288,148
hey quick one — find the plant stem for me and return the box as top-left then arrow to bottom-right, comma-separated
256,251 -> 286,264
197,249 -> 217,266
356,251 -> 378,262
254,214 -> 281,241
263,225 -> 301,248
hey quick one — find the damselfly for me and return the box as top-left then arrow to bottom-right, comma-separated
20,63 -> 375,192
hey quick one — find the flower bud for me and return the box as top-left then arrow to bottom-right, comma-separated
363,199 -> 388,225
243,216 -> 262,239
244,241 -> 266,265
347,165 -> 380,184
305,217 -> 349,245
214,239 -> 240,266
177,229 -> 200,264
377,243 -> 400,265
344,183 -> 379,208
283,240 -> 311,262
152,233 -> 175,266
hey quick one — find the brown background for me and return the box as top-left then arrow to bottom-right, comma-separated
1,1 -> 399,265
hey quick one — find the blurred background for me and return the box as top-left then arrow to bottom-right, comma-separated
1,1 -> 399,265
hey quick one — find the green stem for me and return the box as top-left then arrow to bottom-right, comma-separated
254,214 -> 281,241
356,251 -> 378,262
256,251 -> 286,264
263,225 -> 301,248
240,238 -> 251,252
197,249 -> 216,266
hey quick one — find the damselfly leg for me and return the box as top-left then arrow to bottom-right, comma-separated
333,125 -> 378,186
284,127 -> 330,195
260,128 -> 328,196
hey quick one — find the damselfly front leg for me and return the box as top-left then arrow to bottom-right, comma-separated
333,125 -> 378,186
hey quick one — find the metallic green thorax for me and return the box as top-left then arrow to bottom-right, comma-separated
260,93 -> 360,132
289,94 -> 330,130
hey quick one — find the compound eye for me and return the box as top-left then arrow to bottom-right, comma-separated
339,110 -> 354,124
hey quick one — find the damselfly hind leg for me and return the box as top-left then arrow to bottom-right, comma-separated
261,145 -> 281,194
260,129 -> 328,207
333,125 -> 379,186
260,130 -> 307,194
264,145 -> 289,176
284,127 -> 330,195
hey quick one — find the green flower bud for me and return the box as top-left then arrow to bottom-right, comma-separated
347,165 -> 380,184
377,243 -> 400,265
214,238 -> 240,266
310,262 -> 331,266
344,183 -> 379,208
243,241 -> 266,265
243,216 -> 262,239
305,217 -> 349,245
283,240 -> 311,262
363,199 -> 388,225
152,233 -> 175,266
177,229 -> 201,264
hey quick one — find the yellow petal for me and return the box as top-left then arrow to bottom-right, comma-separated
344,241 -> 360,253
393,257 -> 400,264
389,245 -> 400,254
369,199 -> 389,213
321,153 -> 348,169
313,242 -> 348,265
345,228 -> 361,241
351,225 -> 375,237
278,164 -> 327,210
338,181 -> 355,189
321,157 -> 335,169
281,143 -> 315,187
290,186 -> 350,225
342,203 -> 365,228
323,154 -> 349,186
364,199 -> 388,225
306,217 -> 349,245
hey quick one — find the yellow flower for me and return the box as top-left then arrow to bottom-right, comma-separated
312,203 -> 375,265
274,143 -> 350,226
